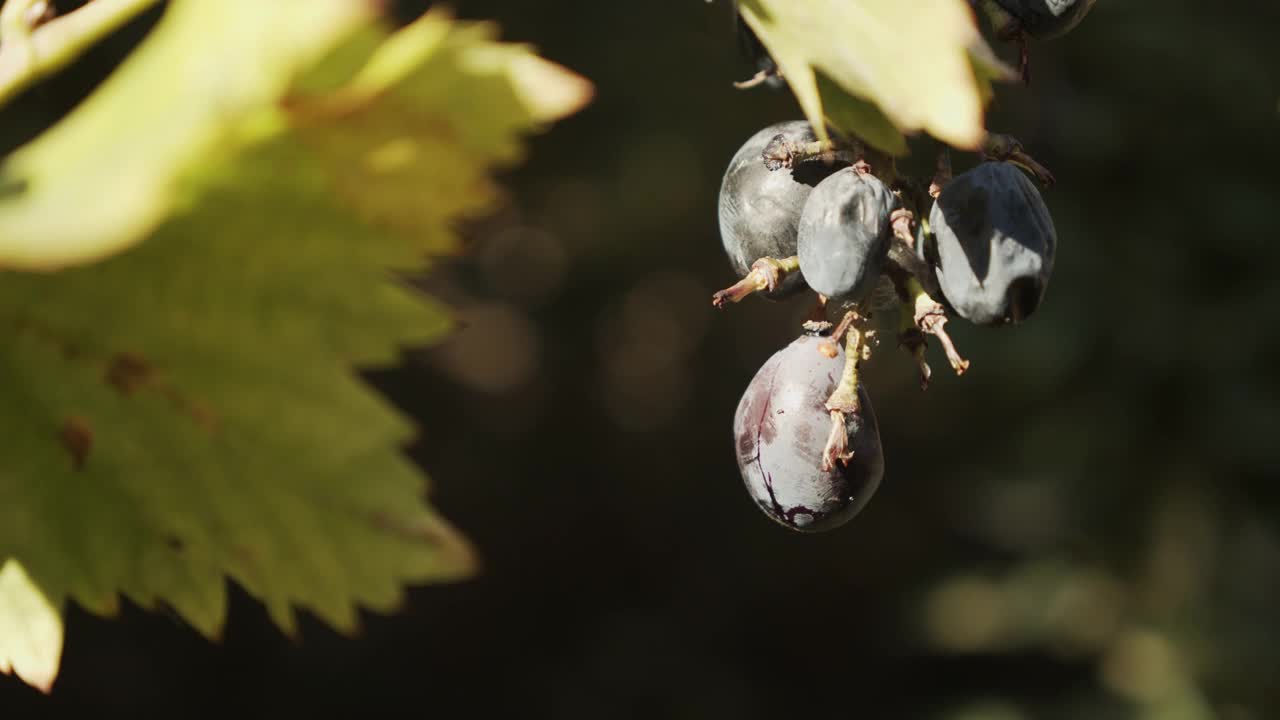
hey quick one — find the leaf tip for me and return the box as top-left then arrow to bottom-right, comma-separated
509,54 -> 595,123
0,559 -> 65,694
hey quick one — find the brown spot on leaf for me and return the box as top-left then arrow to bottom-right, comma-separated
105,352 -> 155,395
60,415 -> 93,470
185,399 -> 220,431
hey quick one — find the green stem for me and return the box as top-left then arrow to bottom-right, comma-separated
0,0 -> 161,109
820,320 -> 869,471
824,320 -> 864,415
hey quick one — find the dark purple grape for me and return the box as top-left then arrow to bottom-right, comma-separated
993,0 -> 1095,40
734,333 -> 884,532
718,121 -> 845,300
796,168 -> 897,302
928,161 -> 1056,325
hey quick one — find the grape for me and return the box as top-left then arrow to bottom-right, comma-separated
993,0 -> 1096,40
734,333 -> 884,532
718,121 -> 846,300
928,161 -> 1056,325
796,168 -> 898,302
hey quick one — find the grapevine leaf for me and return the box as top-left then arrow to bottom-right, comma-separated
289,11 -> 594,255
0,560 -> 61,693
815,71 -> 907,156
738,0 -> 1016,152
0,5 -> 591,692
967,43 -> 1015,107
0,0 -> 373,271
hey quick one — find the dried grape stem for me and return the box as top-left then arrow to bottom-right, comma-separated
762,136 -> 855,171
983,132 -> 1056,187
906,276 -> 969,375
816,307 -> 860,358
890,208 -> 915,247
821,316 -> 872,471
733,67 -> 780,89
711,255 -> 800,308
805,294 -> 829,324
822,410 -> 853,472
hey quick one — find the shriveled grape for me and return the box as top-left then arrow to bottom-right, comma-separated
734,333 -> 884,532
796,167 -> 897,303
718,121 -> 846,300
929,161 -> 1056,325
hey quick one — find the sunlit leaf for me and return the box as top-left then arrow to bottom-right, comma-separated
738,0 -> 1015,152
0,0 -> 370,270
0,560 -> 62,693
0,5 -> 590,692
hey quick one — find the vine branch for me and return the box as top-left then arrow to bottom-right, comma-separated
0,0 -> 161,109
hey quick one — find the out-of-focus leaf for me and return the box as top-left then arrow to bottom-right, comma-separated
738,0 -> 1015,152
967,43 -> 1016,107
0,0 -> 371,270
290,12 -> 593,254
815,71 -> 907,156
0,5 -> 591,692
0,560 -> 62,693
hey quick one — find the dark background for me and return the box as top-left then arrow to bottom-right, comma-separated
3,1 -> 1279,717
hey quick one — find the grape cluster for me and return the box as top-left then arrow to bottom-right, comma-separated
714,1 -> 1089,532
717,123 -> 1058,532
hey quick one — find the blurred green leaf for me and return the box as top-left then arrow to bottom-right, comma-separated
0,560 -> 61,693
967,42 -> 1015,107
0,5 -> 591,692
738,0 -> 1014,152
814,70 -> 907,155
0,0 -> 369,270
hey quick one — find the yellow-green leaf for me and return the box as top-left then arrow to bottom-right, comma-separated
0,0 -> 371,270
738,0 -> 1015,152
0,559 -> 62,693
0,5 -> 591,693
